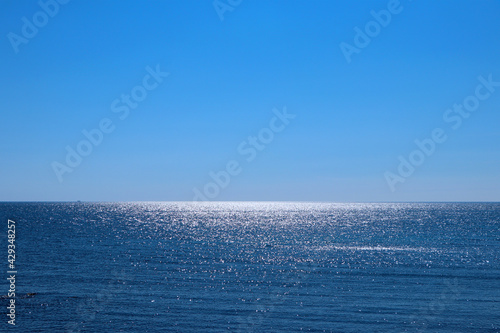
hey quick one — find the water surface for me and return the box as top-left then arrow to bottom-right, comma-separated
1,202 -> 499,332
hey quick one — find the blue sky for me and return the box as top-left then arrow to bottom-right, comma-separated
1,0 -> 499,202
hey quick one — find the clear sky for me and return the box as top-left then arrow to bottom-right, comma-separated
1,0 -> 499,202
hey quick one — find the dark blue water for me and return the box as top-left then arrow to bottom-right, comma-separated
0,202 -> 499,332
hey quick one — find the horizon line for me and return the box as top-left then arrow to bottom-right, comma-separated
1,201 -> 499,204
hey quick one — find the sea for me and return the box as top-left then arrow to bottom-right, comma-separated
0,202 -> 499,332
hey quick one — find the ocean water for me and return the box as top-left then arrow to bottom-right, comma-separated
0,202 -> 499,332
